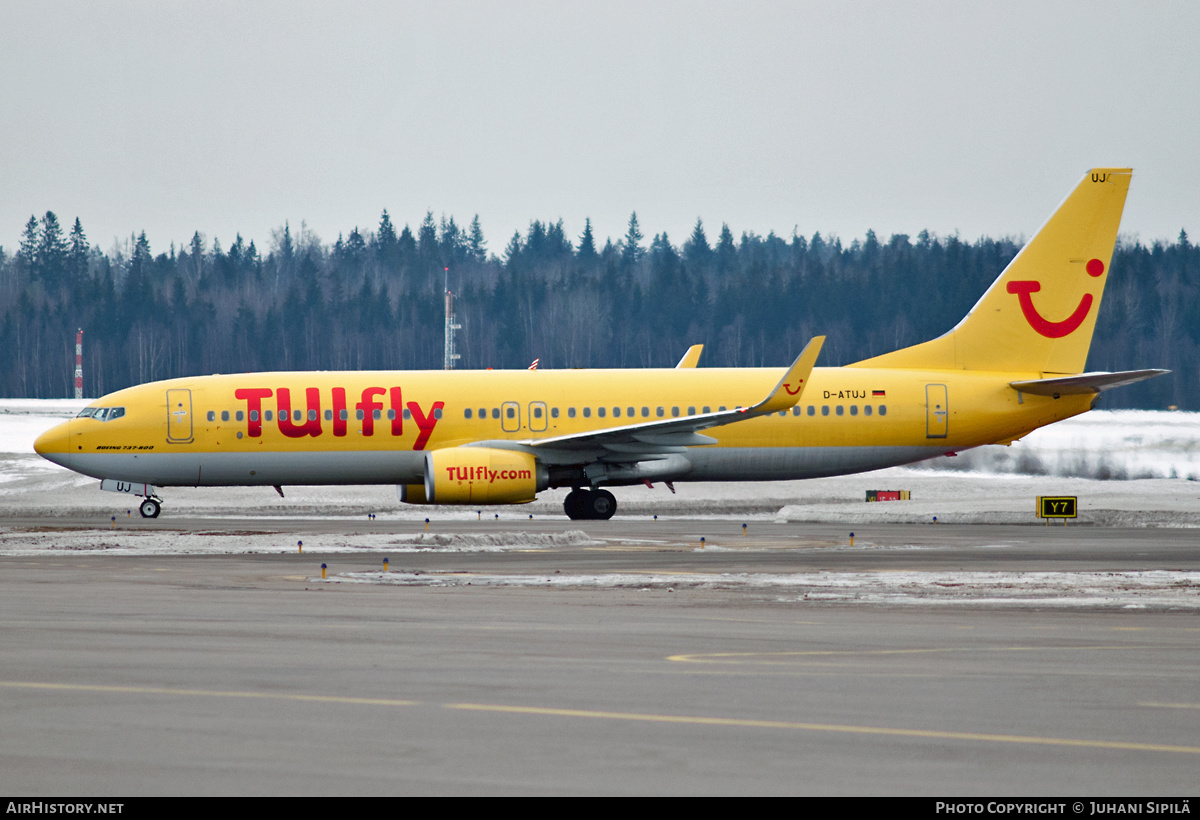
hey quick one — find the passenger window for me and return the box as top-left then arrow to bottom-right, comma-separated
792,407 -> 801,416
250,410 -> 259,422
221,411 -> 230,422
491,408 -> 499,419
642,407 -> 649,417
265,411 -> 273,421
864,405 -> 873,416
324,410 -> 333,421
506,407 -> 515,419
387,409 -> 395,420
207,411 -> 215,422
612,407 -> 620,418
821,406 -> 830,416
533,407 -> 542,418
293,410 -> 302,422
356,409 -> 365,420
688,407 -> 695,415
656,407 -> 664,418
627,407 -> 634,417
551,408 -> 559,418
703,406 -> 711,414
339,410 -> 348,421
671,407 -> 680,417
434,408 -> 442,419
836,406 -> 844,416
807,406 -> 815,416
372,409 -> 381,420
597,407 -> 605,418
568,408 -> 576,418
583,408 -> 591,418
879,405 -> 887,416
465,408 -> 473,419
850,405 -> 858,416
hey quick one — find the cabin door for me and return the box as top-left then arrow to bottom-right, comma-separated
166,389 -> 194,443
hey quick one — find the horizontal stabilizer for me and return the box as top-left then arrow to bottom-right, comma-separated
1010,369 -> 1169,396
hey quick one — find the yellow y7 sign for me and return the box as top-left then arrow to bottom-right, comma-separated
1037,496 -> 1078,519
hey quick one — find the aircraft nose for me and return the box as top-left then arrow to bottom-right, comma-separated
33,419 -> 73,468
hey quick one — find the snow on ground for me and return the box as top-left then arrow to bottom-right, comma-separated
317,568 -> 1200,610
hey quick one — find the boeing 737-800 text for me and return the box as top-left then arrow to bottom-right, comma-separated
35,169 -> 1166,519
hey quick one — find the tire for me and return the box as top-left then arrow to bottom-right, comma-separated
589,489 -> 616,520
564,489 -> 587,520
139,498 -> 161,519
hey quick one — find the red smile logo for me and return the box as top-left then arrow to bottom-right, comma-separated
1007,258 -> 1104,338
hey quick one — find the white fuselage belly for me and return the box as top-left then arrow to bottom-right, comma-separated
64,444 -> 953,487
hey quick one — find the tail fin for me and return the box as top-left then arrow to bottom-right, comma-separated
852,168 -> 1132,374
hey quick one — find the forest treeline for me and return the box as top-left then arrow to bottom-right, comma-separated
1,209 -> 1195,409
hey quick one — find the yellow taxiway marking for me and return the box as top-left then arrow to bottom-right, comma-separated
0,681 -> 418,707
4,680 -> 1193,755
446,703 -> 1200,755
669,645 -> 1142,664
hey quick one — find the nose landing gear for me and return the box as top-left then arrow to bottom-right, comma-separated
138,498 -> 162,518
564,488 -> 617,520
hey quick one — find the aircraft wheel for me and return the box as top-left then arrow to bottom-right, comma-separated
564,489 -> 587,520
589,489 -> 617,520
139,498 -> 161,519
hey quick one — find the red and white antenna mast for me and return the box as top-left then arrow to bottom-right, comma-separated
74,329 -> 83,399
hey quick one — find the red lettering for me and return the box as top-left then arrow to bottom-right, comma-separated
408,401 -> 444,451
332,387 -> 347,437
235,388 -> 273,437
277,387 -> 323,437
357,387 -> 386,436
390,387 -> 404,436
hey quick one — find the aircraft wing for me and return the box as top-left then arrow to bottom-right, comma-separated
511,336 -> 824,460
1010,369 -> 1169,396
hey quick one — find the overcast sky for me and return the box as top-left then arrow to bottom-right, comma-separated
2,1 -> 1197,259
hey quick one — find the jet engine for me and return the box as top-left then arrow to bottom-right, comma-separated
400,447 -> 547,505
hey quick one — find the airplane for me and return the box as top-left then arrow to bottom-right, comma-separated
34,168 -> 1167,520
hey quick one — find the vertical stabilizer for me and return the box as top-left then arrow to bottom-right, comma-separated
852,169 -> 1131,374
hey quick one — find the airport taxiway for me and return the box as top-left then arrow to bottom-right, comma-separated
1,513 -> 1198,795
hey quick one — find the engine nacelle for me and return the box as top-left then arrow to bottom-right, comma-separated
420,447 -> 547,505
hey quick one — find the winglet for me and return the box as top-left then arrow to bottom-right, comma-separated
747,336 -> 824,414
675,344 -> 703,368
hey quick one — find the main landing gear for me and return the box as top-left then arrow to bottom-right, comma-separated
564,488 -> 617,521
138,497 -> 162,518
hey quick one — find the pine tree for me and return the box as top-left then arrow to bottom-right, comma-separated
18,215 -> 39,275
69,217 -> 89,286
621,212 -> 644,268
577,218 -> 598,263
468,215 -> 487,263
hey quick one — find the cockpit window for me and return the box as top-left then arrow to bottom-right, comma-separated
78,407 -> 125,422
